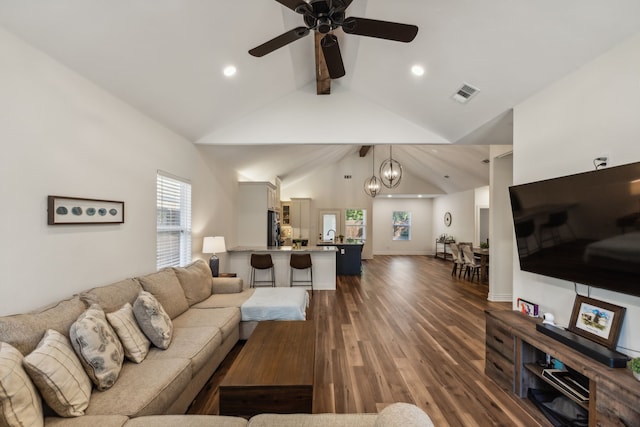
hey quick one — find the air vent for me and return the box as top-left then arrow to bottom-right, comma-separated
451,83 -> 480,104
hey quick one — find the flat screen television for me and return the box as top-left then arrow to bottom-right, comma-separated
509,161 -> 640,297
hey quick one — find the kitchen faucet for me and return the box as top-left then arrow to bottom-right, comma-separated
326,229 -> 336,241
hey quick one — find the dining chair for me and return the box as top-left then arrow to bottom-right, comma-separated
461,244 -> 481,281
448,243 -> 465,277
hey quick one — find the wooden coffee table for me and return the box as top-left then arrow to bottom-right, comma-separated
219,320 -> 315,417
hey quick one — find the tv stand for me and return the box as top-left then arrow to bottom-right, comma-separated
485,310 -> 639,427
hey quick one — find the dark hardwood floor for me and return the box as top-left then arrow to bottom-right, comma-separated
189,255 -> 542,426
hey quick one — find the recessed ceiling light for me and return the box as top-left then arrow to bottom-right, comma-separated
223,66 -> 237,77
387,195 -> 393,198
411,65 -> 425,76
418,195 -> 423,198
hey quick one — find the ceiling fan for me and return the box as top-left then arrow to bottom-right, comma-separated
248,0 -> 419,80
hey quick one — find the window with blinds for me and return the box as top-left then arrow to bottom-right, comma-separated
156,172 -> 192,269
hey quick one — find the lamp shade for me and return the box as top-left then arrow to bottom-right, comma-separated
202,236 -> 226,254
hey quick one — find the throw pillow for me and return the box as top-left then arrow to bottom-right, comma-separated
106,303 -> 150,363
0,342 -> 43,427
133,291 -> 173,349
374,403 -> 434,427
69,304 -> 124,391
22,330 -> 92,417
136,269 -> 189,319
173,259 -> 212,305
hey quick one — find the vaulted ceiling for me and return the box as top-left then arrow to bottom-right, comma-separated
1,1 -> 639,193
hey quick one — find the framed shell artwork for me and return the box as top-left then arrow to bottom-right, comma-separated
48,196 -> 124,225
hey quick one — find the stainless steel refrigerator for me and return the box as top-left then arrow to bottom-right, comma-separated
267,210 -> 280,247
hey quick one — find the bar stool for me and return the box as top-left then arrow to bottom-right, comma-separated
250,253 -> 275,288
289,253 -> 313,295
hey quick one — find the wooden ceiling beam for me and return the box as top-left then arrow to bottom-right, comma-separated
315,32 -> 331,95
359,146 -> 372,157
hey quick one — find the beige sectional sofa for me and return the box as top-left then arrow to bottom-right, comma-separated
0,260 -> 433,427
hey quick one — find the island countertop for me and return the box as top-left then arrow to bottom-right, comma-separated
227,246 -> 337,290
228,245 -> 337,253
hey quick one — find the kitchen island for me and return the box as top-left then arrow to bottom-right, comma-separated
228,246 -> 337,290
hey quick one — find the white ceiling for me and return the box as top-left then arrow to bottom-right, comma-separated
1,0 -> 639,193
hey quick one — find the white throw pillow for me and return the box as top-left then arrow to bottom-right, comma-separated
107,303 -> 150,363
133,291 -> 173,349
0,342 -> 44,427
22,330 -> 92,417
70,304 -> 124,390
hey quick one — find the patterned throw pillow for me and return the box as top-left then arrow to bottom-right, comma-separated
0,342 -> 43,427
22,330 -> 92,417
106,303 -> 150,363
133,291 -> 173,349
69,304 -> 124,391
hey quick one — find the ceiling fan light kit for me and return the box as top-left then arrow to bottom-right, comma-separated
250,0 -> 418,80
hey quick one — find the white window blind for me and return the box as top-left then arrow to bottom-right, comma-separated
156,171 -> 192,269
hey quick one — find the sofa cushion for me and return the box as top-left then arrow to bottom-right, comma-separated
211,277 -> 244,294
80,278 -> 142,314
44,415 -> 129,427
192,289 -> 254,309
374,403 -> 434,427
133,291 -> 173,349
85,358 -> 191,417
173,260 -> 213,306
106,303 -> 150,363
124,415 -> 247,427
22,330 -> 92,418
69,305 -> 124,390
172,307 -> 240,341
145,326 -> 222,375
0,296 -> 86,356
247,413 -> 377,427
137,269 -> 189,319
0,342 -> 43,427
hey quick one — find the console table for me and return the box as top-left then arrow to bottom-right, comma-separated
485,310 -> 639,427
434,240 -> 454,260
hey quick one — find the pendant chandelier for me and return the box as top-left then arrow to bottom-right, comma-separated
379,145 -> 403,189
363,146 -> 381,197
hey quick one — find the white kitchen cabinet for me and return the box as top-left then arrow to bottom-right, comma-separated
290,198 -> 311,240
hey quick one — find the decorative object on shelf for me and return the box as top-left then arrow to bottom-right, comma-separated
47,195 -> 124,225
437,233 -> 454,243
363,146 -> 381,197
517,298 -> 539,317
338,234 -> 344,243
568,295 -> 626,350
629,357 -> 640,381
202,236 -> 226,277
379,145 -> 402,189
444,211 -> 452,227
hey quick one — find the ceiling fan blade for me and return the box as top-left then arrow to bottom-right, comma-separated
321,34 -> 346,79
274,0 -> 310,13
249,27 -> 310,57
342,17 -> 418,42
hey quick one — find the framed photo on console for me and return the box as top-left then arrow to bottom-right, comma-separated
568,295 -> 625,350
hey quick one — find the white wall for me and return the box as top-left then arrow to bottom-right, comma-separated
372,198 -> 433,255
0,27 -> 237,315
513,33 -> 640,356
432,190 -> 477,247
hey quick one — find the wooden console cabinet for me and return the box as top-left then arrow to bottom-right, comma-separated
485,310 -> 640,427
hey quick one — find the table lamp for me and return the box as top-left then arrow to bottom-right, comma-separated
202,236 -> 226,277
